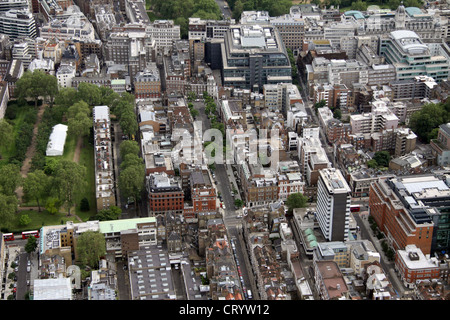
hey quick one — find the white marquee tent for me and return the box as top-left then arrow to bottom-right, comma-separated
46,124 -> 68,156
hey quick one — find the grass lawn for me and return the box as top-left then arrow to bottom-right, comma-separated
74,135 -> 97,220
11,210 -> 80,233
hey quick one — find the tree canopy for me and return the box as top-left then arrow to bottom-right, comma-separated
409,100 -> 450,143
76,231 -> 106,269
285,192 -> 308,214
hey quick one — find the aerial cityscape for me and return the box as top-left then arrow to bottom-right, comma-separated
0,0 -> 449,303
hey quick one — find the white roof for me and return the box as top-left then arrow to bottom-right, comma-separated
46,124 -> 68,156
33,278 -> 72,300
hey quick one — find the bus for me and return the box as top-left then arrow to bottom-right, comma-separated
350,205 -> 361,212
22,230 -> 39,239
3,233 -> 15,241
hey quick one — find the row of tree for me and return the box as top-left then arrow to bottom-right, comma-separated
228,0 -> 292,20
118,140 -> 146,213
149,0 -> 222,37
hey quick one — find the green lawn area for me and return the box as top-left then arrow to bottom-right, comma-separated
10,210 -> 80,234
74,135 -> 97,220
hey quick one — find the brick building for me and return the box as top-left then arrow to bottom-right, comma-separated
147,172 -> 184,216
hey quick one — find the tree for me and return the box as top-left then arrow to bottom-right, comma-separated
54,87 -> 79,109
286,192 -> 308,214
45,197 -> 61,215
367,159 -> 378,168
94,205 -> 122,221
23,170 -> 49,212
76,82 -> 102,106
234,198 -> 244,209
409,102 -> 450,143
190,108 -> 199,119
53,160 -> 87,216
120,153 -> 143,170
68,111 -> 92,137
0,119 -> 13,159
25,236 -> 38,253
75,231 -> 106,269
66,101 -> 92,137
119,164 -> 145,211
42,73 -> 59,107
15,70 -> 46,108
119,140 -> 140,158
314,100 -> 327,114
19,214 -> 31,227
119,109 -> 138,137
0,193 -> 18,229
373,151 -> 390,168
0,164 -> 22,196
333,108 -> 342,120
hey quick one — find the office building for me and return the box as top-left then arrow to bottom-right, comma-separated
221,24 -> 291,91
380,30 -> 449,82
316,168 -> 351,242
0,9 -> 36,39
369,174 -> 450,255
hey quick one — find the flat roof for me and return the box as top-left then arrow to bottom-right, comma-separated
99,217 -> 156,234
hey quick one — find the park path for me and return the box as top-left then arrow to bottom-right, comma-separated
73,136 -> 83,163
15,103 -> 47,203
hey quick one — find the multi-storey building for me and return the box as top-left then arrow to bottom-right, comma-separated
163,40 -> 190,96
395,244 -> 441,289
327,59 -> 368,88
56,63 -> 76,88
147,172 -> 184,216
316,168 -> 351,242
0,0 -> 29,12
269,13 -> 305,55
39,9 -> 95,42
188,17 -> 235,41
369,174 -> 450,256
134,63 -> 161,99
221,24 -> 292,90
350,101 -> 399,134
190,169 -> 217,213
146,20 -> 180,49
0,9 -> 36,39
380,30 -> 449,82
93,106 -> 116,211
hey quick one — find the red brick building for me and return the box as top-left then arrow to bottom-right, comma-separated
369,176 -> 435,255
190,170 -> 217,213
395,245 -> 441,288
148,173 -> 184,215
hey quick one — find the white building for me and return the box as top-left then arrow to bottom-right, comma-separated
56,63 -> 76,88
316,168 -> 351,242
350,101 -> 399,134
0,9 -> 36,39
